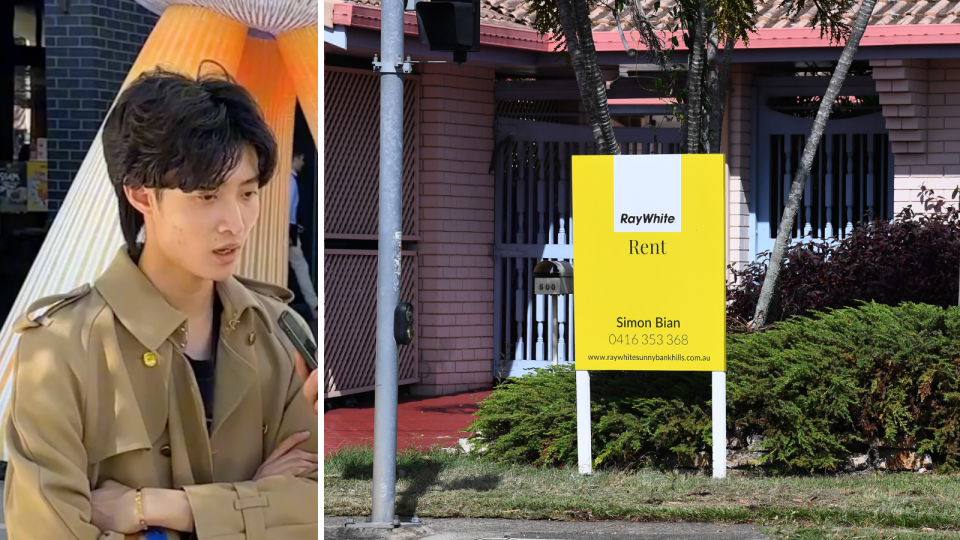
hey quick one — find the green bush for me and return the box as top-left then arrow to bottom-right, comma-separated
468,302 -> 960,473
467,364 -> 711,469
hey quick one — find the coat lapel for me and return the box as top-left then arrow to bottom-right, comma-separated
168,352 -> 214,486
209,279 -> 270,447
210,335 -> 257,440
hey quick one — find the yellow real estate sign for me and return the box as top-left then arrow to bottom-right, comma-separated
572,154 -> 726,372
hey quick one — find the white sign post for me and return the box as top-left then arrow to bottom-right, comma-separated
576,371 -> 592,474
712,371 -> 726,478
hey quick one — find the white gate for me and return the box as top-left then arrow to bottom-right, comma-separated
753,76 -> 894,257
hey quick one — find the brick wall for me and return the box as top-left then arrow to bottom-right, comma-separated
412,64 -> 496,397
873,58 -> 960,214
43,0 -> 157,212
726,65 -> 754,273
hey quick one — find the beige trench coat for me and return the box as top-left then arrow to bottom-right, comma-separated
3,249 -> 318,540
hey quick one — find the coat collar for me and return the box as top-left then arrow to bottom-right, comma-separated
94,248 -> 271,352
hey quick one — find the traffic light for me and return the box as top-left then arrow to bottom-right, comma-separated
415,0 -> 480,65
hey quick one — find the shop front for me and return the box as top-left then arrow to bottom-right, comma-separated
0,0 -> 48,325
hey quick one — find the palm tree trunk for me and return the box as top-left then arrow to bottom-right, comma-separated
682,0 -> 708,154
570,0 -> 620,154
709,33 -> 736,154
706,22 -> 735,154
555,0 -> 599,131
751,0 -> 879,329
704,12 -> 720,153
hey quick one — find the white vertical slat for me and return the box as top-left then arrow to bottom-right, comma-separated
558,143 -> 568,245
537,143 -> 546,245
515,161 -> 527,357
535,292 -> 545,361
548,142 -> 556,245
515,257 -> 524,360
824,135 -> 835,239
569,290 -> 575,368
546,143 -> 555,360
558,294 -> 567,363
524,257 -> 532,361
845,134 -> 854,236
505,255 -> 513,361
803,135 -> 812,237
866,134 -> 875,223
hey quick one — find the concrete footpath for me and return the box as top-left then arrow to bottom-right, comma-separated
324,517 -> 770,539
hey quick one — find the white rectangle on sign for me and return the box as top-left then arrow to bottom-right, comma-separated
613,154 -> 682,233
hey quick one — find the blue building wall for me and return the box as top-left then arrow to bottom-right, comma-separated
43,0 -> 156,212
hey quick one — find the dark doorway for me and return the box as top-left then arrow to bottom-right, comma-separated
288,105 -> 318,337
0,0 -> 47,325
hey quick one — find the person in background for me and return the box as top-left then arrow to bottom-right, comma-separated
288,152 -> 318,320
4,69 -> 318,539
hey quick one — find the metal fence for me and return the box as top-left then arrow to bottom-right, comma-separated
323,66 -> 421,397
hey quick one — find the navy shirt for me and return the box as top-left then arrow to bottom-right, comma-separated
185,296 -> 221,432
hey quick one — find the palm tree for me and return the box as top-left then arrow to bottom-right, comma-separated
554,0 -> 621,155
526,0 -> 854,157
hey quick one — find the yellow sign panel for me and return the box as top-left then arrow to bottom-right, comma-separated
573,154 -> 726,371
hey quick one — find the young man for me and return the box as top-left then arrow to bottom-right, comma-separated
4,70 -> 318,539
288,152 -> 319,320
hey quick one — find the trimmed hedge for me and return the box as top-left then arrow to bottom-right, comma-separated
469,302 -> 960,473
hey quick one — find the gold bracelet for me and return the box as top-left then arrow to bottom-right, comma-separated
135,487 -> 147,531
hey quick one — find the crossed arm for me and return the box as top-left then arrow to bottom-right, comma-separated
89,352 -> 320,535
91,353 -> 320,534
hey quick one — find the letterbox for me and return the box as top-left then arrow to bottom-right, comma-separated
533,261 -> 573,295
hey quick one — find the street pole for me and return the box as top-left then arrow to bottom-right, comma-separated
371,0 -> 404,525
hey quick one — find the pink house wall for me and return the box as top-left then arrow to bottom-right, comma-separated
412,64 -> 497,396
726,65 -> 755,274
873,59 -> 960,213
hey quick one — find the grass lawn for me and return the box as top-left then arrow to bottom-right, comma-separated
324,446 -> 960,539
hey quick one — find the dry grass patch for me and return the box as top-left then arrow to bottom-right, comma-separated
324,446 -> 960,535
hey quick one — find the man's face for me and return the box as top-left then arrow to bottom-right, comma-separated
292,154 -> 305,174
142,147 -> 261,282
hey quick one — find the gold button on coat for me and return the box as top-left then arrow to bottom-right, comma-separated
159,445 -> 171,457
248,332 -> 257,346
142,352 -> 158,368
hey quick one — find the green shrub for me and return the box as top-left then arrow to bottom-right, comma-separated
469,302 -> 960,473
467,364 -> 711,469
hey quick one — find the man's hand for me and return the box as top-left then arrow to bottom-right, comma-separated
295,351 -> 319,414
91,480 -> 142,535
254,431 -> 318,480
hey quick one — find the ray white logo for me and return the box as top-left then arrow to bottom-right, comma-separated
613,154 -> 682,233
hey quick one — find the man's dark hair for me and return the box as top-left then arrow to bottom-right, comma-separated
103,69 -> 278,253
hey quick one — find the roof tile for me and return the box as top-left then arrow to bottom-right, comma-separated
342,0 -> 960,31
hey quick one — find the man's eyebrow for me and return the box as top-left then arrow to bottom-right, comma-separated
242,177 -> 260,186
